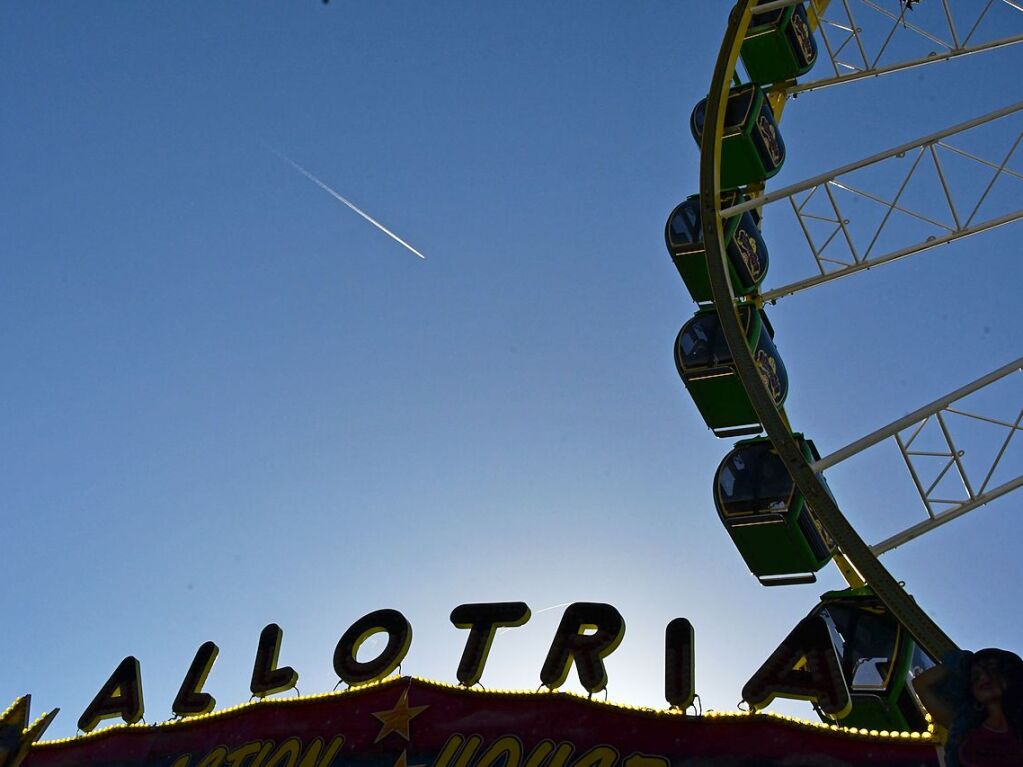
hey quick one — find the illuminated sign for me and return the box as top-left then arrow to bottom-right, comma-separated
65,602 -> 692,736
15,678 -> 939,767
5,602 -> 937,767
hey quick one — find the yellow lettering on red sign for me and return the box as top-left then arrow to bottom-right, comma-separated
169,736 -> 345,767
434,734 -> 669,767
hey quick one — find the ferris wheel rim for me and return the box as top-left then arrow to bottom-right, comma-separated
697,0 -> 959,661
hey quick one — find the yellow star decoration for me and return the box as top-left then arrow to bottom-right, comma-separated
392,749 -> 428,767
0,696 -> 59,767
371,688 -> 428,743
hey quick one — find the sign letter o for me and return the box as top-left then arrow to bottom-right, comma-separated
333,609 -> 412,685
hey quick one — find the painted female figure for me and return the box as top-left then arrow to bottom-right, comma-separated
913,648 -> 1023,767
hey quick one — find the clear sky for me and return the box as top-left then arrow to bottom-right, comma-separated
2,1 -> 1021,739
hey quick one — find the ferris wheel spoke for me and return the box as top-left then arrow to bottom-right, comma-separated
809,358 -> 1023,554
716,101 -> 1023,301
870,474 -> 1023,554
784,0 -> 1023,95
762,209 -> 1023,300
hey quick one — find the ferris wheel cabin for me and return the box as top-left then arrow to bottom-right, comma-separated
740,0 -> 818,85
665,192 -> 769,304
812,587 -> 936,732
714,436 -> 835,586
691,84 -> 785,190
674,306 -> 788,437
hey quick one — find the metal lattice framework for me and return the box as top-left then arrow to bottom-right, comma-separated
701,0 -> 960,658
699,0 -> 1023,662
812,358 -> 1023,554
720,101 -> 1023,300
790,0 -> 1023,93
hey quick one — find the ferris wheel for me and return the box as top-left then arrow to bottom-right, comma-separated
668,0 -> 1023,732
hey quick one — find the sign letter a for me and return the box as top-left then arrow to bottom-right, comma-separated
741,615 -> 851,719
78,656 -> 144,732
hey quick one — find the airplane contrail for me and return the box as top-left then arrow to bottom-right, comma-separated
496,603 -> 572,635
270,148 -> 426,260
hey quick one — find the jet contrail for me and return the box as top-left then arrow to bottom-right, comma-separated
271,148 -> 426,260
496,603 -> 572,635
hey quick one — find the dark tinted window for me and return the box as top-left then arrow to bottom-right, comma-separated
909,644 -> 935,679
818,603 -> 899,691
718,442 -> 794,515
677,313 -> 731,369
691,99 -> 707,139
668,200 -> 702,247
692,86 -> 755,138
848,609 -> 899,690
752,0 -> 784,25
725,87 -> 755,130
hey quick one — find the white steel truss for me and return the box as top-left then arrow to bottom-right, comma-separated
811,357 -> 1023,554
720,101 -> 1023,301
786,0 -> 1023,94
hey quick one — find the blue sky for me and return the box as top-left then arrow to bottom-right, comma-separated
2,1 -> 1021,739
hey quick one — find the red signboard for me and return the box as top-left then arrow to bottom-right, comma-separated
22,677 -> 939,767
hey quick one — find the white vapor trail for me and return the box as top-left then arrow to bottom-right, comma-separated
497,603 -> 572,635
271,148 -> 426,260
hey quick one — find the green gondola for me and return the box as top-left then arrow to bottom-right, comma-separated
691,83 -> 786,190
741,0 -> 818,85
812,587 -> 936,731
674,306 -> 787,437
714,435 -> 835,586
665,191 -> 769,304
